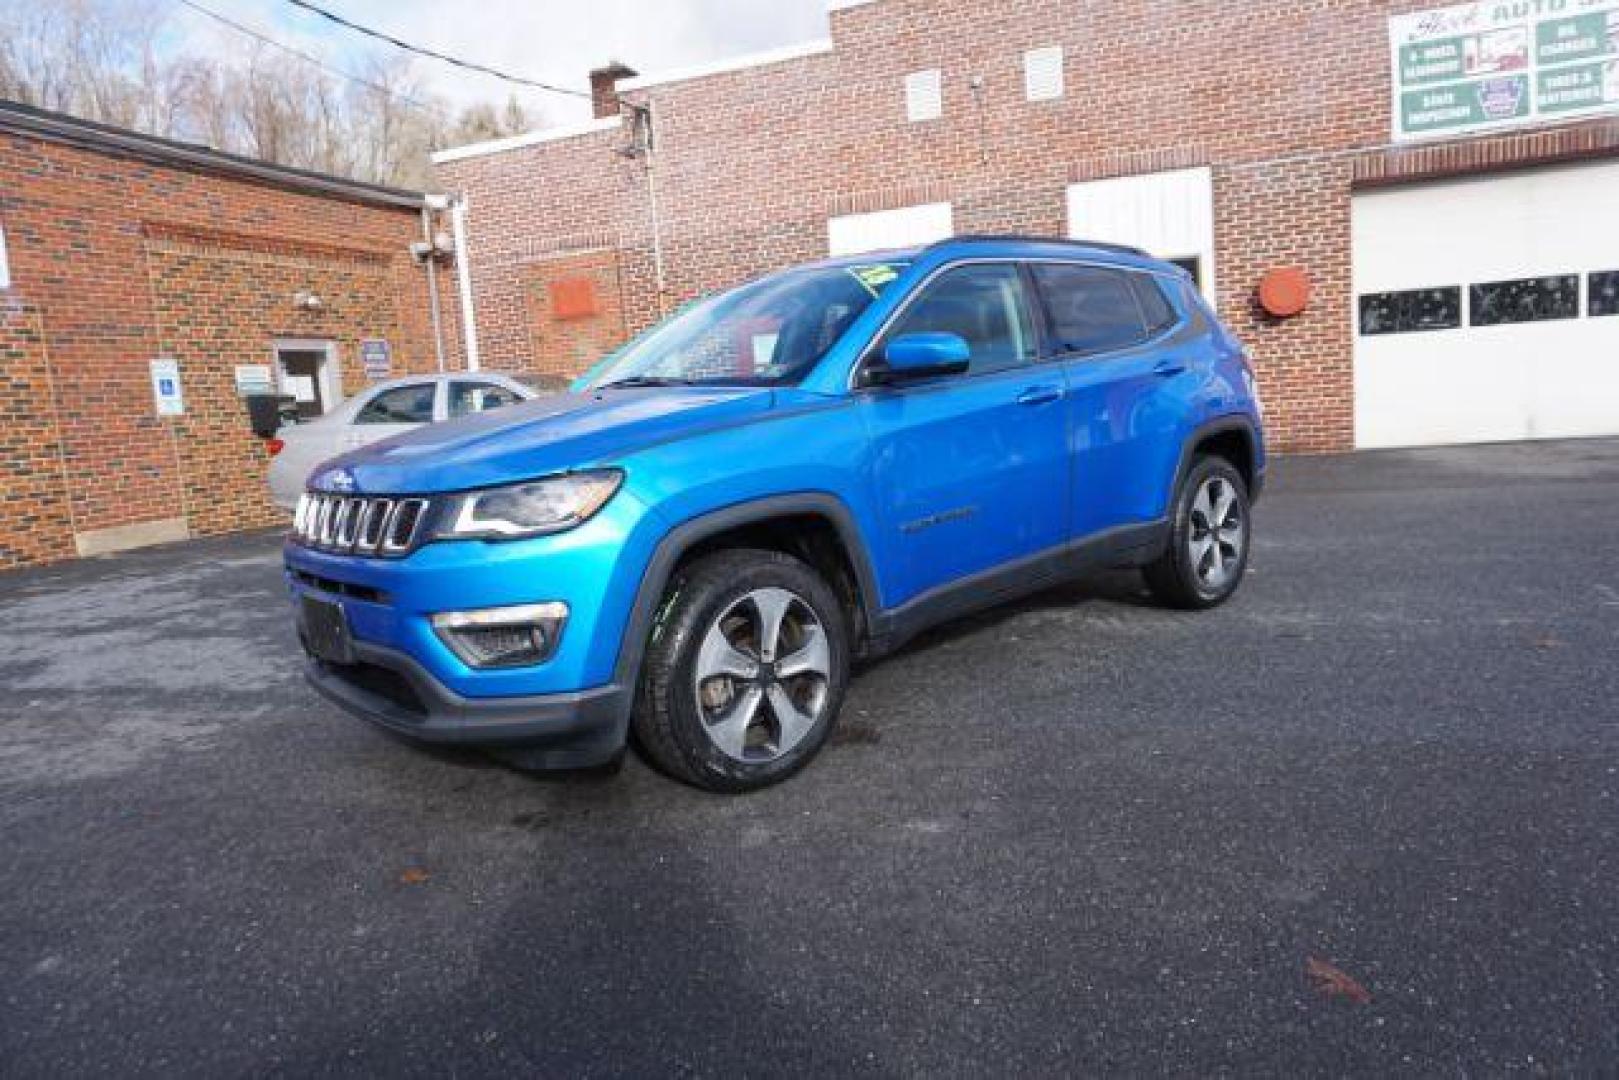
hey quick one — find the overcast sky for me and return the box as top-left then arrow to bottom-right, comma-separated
173,0 -> 831,126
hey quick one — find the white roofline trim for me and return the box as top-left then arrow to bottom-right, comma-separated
431,116 -> 622,165
827,0 -> 880,10
618,38 -> 834,93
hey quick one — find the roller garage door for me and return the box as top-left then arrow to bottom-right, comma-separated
1352,160 -> 1619,448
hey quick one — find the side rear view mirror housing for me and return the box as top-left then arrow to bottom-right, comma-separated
863,332 -> 971,386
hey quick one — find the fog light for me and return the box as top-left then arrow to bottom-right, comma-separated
431,602 -> 568,669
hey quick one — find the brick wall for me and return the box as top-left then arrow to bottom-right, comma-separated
0,127 -> 457,566
0,304 -> 74,568
523,247 -> 630,384
435,0 -> 1619,454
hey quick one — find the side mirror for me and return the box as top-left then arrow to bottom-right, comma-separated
866,332 -> 971,386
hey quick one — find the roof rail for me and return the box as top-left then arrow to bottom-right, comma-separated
924,234 -> 1150,258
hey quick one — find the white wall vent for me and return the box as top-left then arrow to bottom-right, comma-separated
1024,46 -> 1064,102
905,69 -> 943,122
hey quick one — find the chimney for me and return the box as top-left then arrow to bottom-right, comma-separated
589,61 -> 639,119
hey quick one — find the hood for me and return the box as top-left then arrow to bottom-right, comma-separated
312,385 -> 776,494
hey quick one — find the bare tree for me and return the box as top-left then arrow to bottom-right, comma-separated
0,0 -> 543,186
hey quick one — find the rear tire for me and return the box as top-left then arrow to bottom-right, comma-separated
1144,456 -> 1251,610
633,549 -> 850,793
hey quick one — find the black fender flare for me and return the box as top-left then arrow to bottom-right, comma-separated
610,493 -> 883,690
1172,415 -> 1264,505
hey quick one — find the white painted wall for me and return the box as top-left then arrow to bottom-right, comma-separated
1066,167 -> 1216,305
1352,160 -> 1619,448
827,202 -> 953,257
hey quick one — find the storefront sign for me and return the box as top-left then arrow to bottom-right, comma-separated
149,358 -> 184,417
233,364 -> 273,396
360,339 -> 392,381
1391,0 -> 1619,141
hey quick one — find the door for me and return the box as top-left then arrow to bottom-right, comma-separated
344,381 -> 439,450
858,262 -> 1069,605
1352,159 -> 1619,447
1031,262 -> 1188,538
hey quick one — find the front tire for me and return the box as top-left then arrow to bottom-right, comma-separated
633,549 -> 850,793
1144,456 -> 1252,609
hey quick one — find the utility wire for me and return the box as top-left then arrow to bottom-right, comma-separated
282,0 -> 592,100
173,0 -> 436,112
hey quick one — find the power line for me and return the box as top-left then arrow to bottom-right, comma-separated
173,0 -> 436,112
282,0 -> 592,100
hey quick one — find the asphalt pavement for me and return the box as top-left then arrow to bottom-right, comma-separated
2,439 -> 1616,1075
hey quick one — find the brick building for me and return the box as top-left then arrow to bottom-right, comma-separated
433,0 -> 1619,455
0,101 -> 464,568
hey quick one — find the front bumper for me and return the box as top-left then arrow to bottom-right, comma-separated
302,638 -> 631,768
283,484 -> 664,766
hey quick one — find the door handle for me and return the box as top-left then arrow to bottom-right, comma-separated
1152,359 -> 1188,377
1017,385 -> 1064,406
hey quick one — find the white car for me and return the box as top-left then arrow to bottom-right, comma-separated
266,373 -> 537,510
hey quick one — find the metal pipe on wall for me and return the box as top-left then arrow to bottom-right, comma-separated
643,101 -> 668,315
420,200 -> 447,373
448,195 -> 482,372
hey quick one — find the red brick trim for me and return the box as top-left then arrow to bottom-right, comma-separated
1352,119 -> 1619,187
1068,144 -> 1209,184
140,221 -> 394,266
511,230 -> 625,265
827,180 -> 954,218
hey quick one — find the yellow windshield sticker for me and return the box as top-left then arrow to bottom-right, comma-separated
847,263 -> 902,296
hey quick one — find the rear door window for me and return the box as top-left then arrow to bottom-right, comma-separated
355,383 -> 436,424
1031,264 -> 1148,355
449,381 -> 524,418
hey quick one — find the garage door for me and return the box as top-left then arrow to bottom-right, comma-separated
1352,160 -> 1619,448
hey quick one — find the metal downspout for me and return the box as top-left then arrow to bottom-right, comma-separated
449,195 -> 482,372
421,200 -> 447,373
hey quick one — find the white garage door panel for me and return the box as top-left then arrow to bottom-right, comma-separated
1353,160 -> 1619,449
1067,167 -> 1216,305
827,202 -> 953,257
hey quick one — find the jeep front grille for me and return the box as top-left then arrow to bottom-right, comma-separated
293,494 -> 430,556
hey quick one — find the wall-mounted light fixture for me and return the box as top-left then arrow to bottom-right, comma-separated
293,290 -> 323,311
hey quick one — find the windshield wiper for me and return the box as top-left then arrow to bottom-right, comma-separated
598,375 -> 693,389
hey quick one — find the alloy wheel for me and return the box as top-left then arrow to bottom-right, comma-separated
1188,475 -> 1245,591
692,587 -> 831,763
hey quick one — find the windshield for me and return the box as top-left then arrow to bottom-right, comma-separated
587,262 -> 909,388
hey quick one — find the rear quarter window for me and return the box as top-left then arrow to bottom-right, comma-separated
1131,274 -> 1179,335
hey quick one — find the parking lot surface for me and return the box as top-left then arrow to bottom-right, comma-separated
2,439 -> 1616,1075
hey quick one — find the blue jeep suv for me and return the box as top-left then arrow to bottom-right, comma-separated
286,237 -> 1265,791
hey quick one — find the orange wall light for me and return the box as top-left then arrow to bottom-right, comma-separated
1257,267 -> 1311,318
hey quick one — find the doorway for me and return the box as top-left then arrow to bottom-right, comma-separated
273,340 -> 340,421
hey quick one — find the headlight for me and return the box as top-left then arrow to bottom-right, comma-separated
438,470 -> 623,540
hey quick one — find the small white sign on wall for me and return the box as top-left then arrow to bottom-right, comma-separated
0,219 -> 10,289
149,358 -> 184,416
233,364 -> 274,396
285,374 -> 317,403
